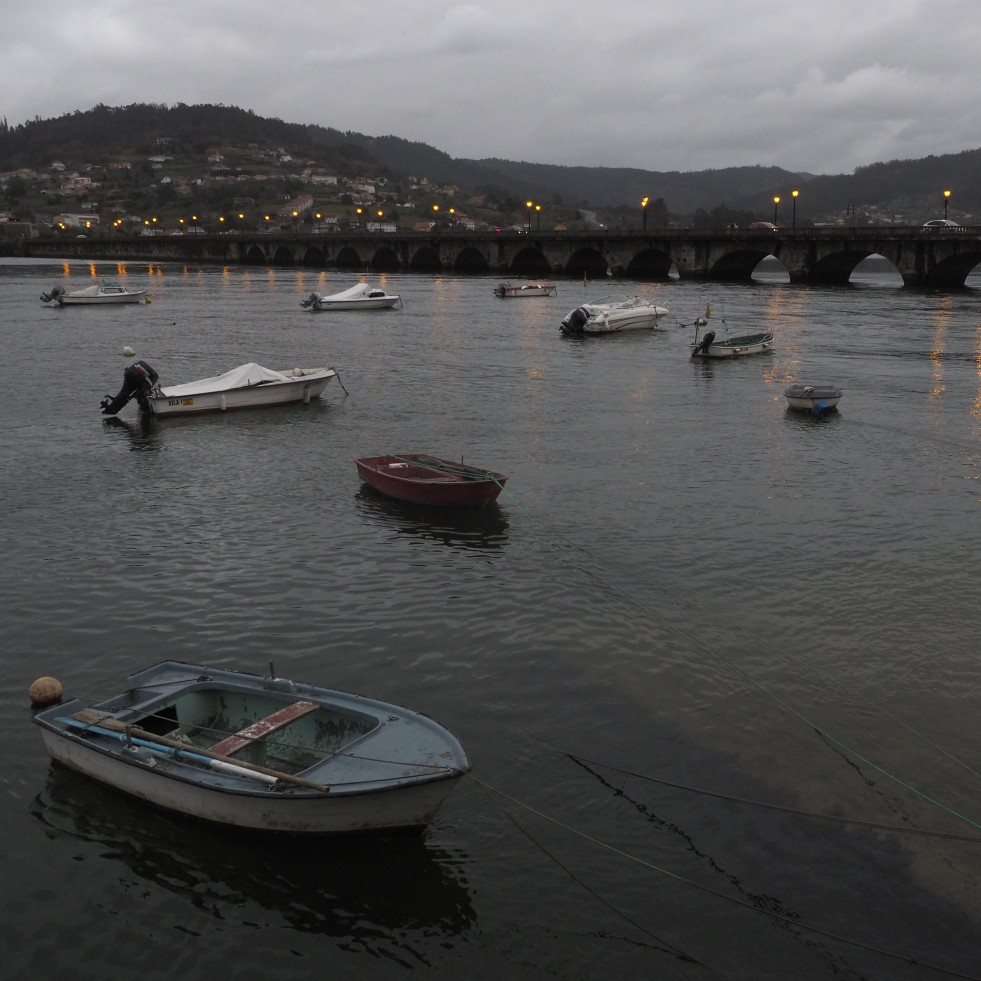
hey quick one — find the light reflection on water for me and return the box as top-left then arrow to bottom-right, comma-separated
3,258 -> 981,979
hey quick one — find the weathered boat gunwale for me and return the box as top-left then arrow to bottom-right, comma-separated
33,660 -> 469,833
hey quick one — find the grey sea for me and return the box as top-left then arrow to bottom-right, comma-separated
2,256 -> 981,980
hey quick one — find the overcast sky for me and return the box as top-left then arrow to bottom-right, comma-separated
5,0 -> 979,176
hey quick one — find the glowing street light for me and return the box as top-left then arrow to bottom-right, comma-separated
773,196 -> 780,224
641,196 -> 648,230
526,200 -> 533,234
432,204 -> 439,230
944,190 -> 951,220
792,189 -> 799,229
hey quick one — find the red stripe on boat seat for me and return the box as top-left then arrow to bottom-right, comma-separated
211,700 -> 319,756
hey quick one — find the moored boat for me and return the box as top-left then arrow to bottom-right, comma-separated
100,360 -> 337,418
493,282 -> 557,298
41,282 -> 147,305
356,454 -> 507,507
301,282 -> 401,310
560,294 -> 669,334
686,305 -> 775,358
784,383 -> 843,413
32,660 -> 470,835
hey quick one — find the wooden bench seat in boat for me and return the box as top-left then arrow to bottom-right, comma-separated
210,700 -> 319,757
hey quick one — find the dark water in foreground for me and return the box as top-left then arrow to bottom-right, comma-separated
3,258 -> 981,980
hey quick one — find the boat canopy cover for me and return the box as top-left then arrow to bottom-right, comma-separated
160,363 -> 297,397
324,283 -> 378,300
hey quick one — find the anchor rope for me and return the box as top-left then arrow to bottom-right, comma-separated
495,484 -> 981,832
468,774 -> 717,971
468,774 -> 981,980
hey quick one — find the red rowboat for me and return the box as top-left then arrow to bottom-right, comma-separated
355,454 -> 507,507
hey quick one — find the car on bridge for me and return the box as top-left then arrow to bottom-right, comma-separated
922,219 -> 961,228
748,221 -> 778,231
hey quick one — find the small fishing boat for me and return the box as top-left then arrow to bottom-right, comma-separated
687,305 -> 774,358
100,360 -> 337,418
32,660 -> 469,835
301,282 -> 401,310
493,282 -> 557,298
560,294 -> 669,335
784,384 -> 843,413
356,454 -> 508,507
41,282 -> 147,305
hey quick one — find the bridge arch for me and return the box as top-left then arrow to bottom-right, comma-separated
805,246 -> 880,284
923,248 -> 981,287
272,245 -> 296,266
335,245 -> 365,269
508,246 -> 552,276
370,245 -> 401,271
452,246 -> 491,274
709,247 -> 778,280
564,247 -> 611,279
244,244 -> 268,265
301,244 -> 328,267
408,245 -> 442,272
625,247 -> 674,279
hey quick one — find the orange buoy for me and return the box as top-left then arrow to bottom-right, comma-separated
29,676 -> 63,706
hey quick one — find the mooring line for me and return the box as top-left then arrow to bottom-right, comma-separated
514,731 -> 981,843
496,485 -> 981,832
468,773 -> 981,980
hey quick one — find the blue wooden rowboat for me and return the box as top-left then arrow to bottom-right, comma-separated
32,660 -> 469,835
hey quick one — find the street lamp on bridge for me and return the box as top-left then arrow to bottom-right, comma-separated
944,190 -> 951,220
526,201 -> 533,234
641,196 -> 648,230
773,196 -> 780,224
792,190 -> 799,229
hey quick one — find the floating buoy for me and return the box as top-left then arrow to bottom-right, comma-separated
122,345 -> 136,357
144,296 -> 151,303
29,676 -> 63,706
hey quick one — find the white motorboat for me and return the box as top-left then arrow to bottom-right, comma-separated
32,659 -> 469,835
301,282 -> 401,310
784,384 -> 843,413
493,282 -> 557,298
100,360 -> 338,418
41,282 -> 147,305
687,306 -> 775,358
560,294 -> 669,335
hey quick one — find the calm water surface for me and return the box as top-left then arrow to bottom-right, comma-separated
2,258 -> 981,979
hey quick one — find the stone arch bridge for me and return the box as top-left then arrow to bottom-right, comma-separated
20,227 -> 981,287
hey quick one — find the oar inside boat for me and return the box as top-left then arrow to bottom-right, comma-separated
71,710 -> 330,791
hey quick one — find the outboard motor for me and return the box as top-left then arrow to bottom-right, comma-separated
692,330 -> 716,356
560,306 -> 590,335
299,292 -> 318,309
40,286 -> 65,304
100,360 -> 160,415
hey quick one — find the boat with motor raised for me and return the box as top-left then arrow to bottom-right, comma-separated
301,282 -> 401,310
41,282 -> 147,305
560,294 -> 669,335
493,282 -> 557,298
100,360 -> 337,418
686,306 -> 775,358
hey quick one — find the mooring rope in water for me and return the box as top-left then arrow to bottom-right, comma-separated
516,731 -> 981,843
494,484 -> 981,833
468,773 -> 981,980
